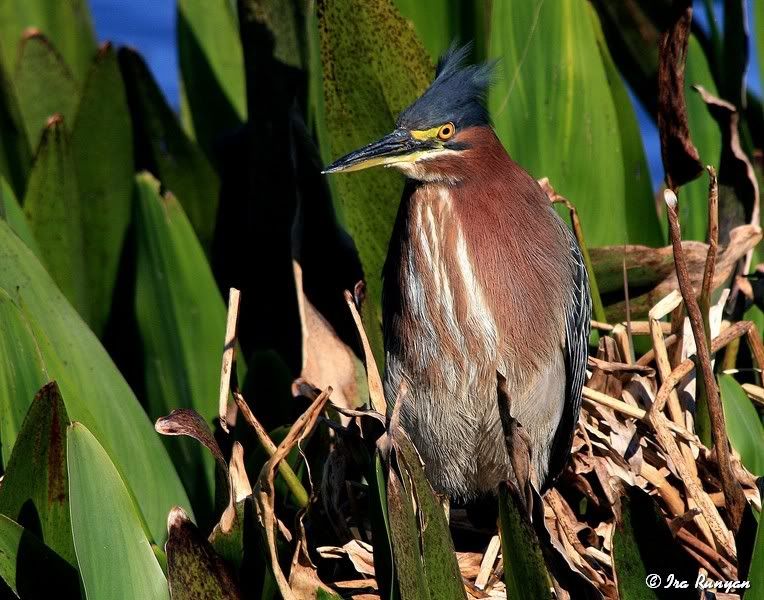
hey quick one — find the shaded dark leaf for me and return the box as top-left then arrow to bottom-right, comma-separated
0,514 -> 80,599
71,42 -> 134,336
0,381 -> 74,566
118,47 -> 219,247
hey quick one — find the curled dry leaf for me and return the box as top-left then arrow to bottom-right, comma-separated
656,1 -> 702,189
591,224 -> 762,321
294,260 -> 359,413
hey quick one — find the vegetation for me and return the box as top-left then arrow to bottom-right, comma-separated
0,0 -> 763,599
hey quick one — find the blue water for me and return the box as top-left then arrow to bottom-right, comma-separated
88,0 -> 761,192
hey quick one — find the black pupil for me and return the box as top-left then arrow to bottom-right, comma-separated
442,126 -> 450,136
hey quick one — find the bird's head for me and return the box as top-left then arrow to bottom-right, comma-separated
323,44 -> 495,182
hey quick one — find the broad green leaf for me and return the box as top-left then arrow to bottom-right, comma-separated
612,488 -> 696,599
0,56 -> 31,196
118,48 -> 220,248
0,514 -> 79,598
71,43 -> 134,336
134,173 -> 244,518
0,218 -> 191,543
22,116 -> 88,321
589,3 -> 663,247
679,37 -> 722,241
0,176 -> 40,257
498,485 -> 552,600
0,0 -> 96,82
488,0 -> 636,247
239,0 -> 303,69
393,0 -> 457,61
747,513 -> 764,599
166,507 -> 240,599
13,32 -> 79,150
0,290 -> 48,465
68,422 -> 170,600
317,0 -> 432,365
757,2 -> 764,110
0,382 -> 74,565
718,374 -> 764,476
394,433 -> 466,600
386,466 -> 429,600
177,0 -> 246,160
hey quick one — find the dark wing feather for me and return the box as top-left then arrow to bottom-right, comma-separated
542,227 -> 591,491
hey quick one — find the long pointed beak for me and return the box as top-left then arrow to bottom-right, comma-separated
323,129 -> 429,174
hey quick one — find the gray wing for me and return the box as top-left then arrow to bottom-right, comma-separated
542,227 -> 591,491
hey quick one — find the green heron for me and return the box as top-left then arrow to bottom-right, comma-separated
324,45 -> 591,499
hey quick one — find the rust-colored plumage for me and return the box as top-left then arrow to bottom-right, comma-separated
325,45 -> 591,500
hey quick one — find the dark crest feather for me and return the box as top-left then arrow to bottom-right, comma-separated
397,42 -> 496,131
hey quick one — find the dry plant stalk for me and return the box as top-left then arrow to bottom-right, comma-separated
219,287 -> 241,433
663,189 -> 746,531
344,290 -> 386,414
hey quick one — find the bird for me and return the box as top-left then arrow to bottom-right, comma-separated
323,45 -> 591,501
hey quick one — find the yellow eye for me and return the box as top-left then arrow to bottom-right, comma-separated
437,122 -> 455,141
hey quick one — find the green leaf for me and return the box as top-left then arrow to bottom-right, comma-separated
747,511 -> 764,599
134,173 -> 245,519
488,0 -> 660,247
118,47 -> 220,248
317,0 -> 432,365
22,115 -> 88,320
70,43 -> 134,336
166,506 -> 240,599
393,0 -> 457,61
0,218 -> 191,543
679,36 -> 722,241
757,2 -> 764,112
177,0 -> 246,160
718,373 -> 764,476
498,485 -> 552,600
0,514 -> 80,598
386,466 -> 429,600
394,433 -> 466,600
612,487 -> 696,599
0,55 -> 31,196
0,176 -> 40,259
0,382 -> 74,566
0,290 -> 48,465
13,31 -> 79,150
68,422 -> 170,600
0,0 -> 96,82
589,3 -> 663,246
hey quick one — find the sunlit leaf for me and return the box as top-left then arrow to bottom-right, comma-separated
22,116 -> 88,320
0,0 -> 96,82
135,173 -> 245,520
747,513 -> 764,599
589,3 -> 663,246
0,290 -> 48,465
13,31 -> 79,150
71,43 -> 134,336
0,514 -> 79,598
0,176 -> 40,260
68,422 -> 170,600
718,374 -> 764,477
489,0 -> 640,247
0,382 -> 74,565
177,0 -> 246,160
317,0 -> 432,365
0,218 -> 191,543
